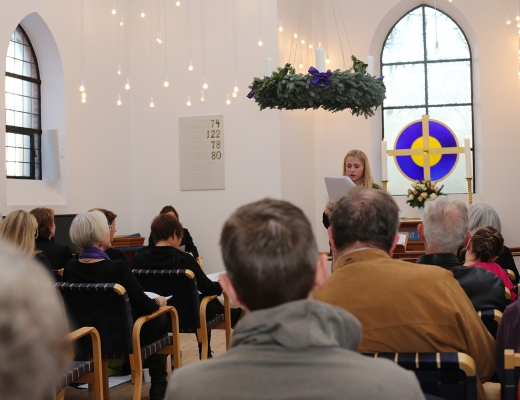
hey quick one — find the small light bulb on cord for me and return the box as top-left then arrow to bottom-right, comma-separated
79,79 -> 85,92
111,4 -> 116,14
200,90 -> 205,102
186,96 -> 192,106
258,35 -> 263,47
202,77 -> 208,90
326,53 -> 330,64
188,61 -> 194,71
232,91 -> 237,98
119,14 -> 124,26
156,31 -> 162,44
176,1 -> 181,6
435,40 -> 439,53
308,43 -> 313,49
293,29 -> 298,39
149,96 -> 155,108
301,35 -> 305,45
117,94 -> 122,106
516,9 -> 520,21
299,59 -> 303,69
234,81 -> 239,93
279,22 -> 283,32
163,75 -> 170,88
141,9 -> 145,17
81,96 -> 87,104
81,92 -> 87,99
124,77 -> 130,90
226,94 -> 231,105
117,63 -> 121,75
507,13 -> 512,25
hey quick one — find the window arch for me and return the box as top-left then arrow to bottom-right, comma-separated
5,24 -> 42,179
381,5 -> 473,195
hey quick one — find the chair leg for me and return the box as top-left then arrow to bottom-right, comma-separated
56,388 -> 65,400
102,359 -> 109,400
197,328 -> 209,360
132,366 -> 143,400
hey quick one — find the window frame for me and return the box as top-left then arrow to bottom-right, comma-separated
5,24 -> 42,180
380,4 -> 474,192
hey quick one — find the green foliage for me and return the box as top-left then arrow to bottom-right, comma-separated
247,56 -> 386,117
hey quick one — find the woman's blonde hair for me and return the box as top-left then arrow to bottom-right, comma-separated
70,211 -> 109,249
0,210 -> 38,256
342,149 -> 375,188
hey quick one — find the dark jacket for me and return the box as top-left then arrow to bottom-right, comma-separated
35,237 -> 73,270
131,246 -> 221,297
417,253 -> 506,312
34,251 -> 52,272
147,228 -> 198,257
105,247 -> 127,262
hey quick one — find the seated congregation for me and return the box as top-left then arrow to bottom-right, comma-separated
1,192 -> 520,400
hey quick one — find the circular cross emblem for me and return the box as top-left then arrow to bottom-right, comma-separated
393,118 -> 459,182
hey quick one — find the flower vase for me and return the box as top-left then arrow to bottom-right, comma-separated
418,208 -> 424,219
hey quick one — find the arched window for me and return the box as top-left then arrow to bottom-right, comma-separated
381,5 -> 473,195
5,25 -> 41,179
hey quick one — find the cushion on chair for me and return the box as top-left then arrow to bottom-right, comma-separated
140,335 -> 173,362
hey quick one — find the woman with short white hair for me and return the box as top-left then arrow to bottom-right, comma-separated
64,211 -> 169,400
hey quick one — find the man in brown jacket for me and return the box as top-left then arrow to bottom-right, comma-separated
315,187 -> 495,400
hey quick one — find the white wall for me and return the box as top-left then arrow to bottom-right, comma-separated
0,0 -> 519,273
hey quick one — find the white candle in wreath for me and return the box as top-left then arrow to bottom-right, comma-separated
265,58 -> 273,77
315,48 -> 325,72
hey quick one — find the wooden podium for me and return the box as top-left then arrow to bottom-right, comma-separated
399,218 -> 424,252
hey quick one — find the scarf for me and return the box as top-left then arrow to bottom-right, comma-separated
80,246 -> 111,260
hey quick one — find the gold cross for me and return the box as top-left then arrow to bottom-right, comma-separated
387,114 -> 465,180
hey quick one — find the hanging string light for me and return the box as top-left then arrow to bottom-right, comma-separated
232,0 -> 239,97
279,22 -> 283,32
163,0 -> 169,87
112,2 -> 116,15
156,0 -> 162,43
141,0 -> 145,17
201,0 -> 208,90
79,0 -> 86,103
258,0 -> 263,46
116,3 -> 122,106
186,95 -> 192,106
149,0 -> 155,107
124,0 -> 131,90
187,0 -> 193,71
434,0 -> 439,53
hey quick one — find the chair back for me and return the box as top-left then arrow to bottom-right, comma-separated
363,352 -> 477,400
55,283 -> 134,359
133,269 -> 201,332
504,349 -> 520,400
477,309 -> 502,339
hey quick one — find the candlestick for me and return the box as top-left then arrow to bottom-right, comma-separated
381,140 -> 388,181
265,58 -> 273,77
464,137 -> 472,178
366,55 -> 374,76
466,178 -> 473,205
315,48 -> 325,72
382,181 -> 388,192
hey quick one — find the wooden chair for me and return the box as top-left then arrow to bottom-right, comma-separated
363,352 -> 477,400
506,287 -> 512,306
133,269 -> 232,360
195,256 -> 204,270
55,327 -> 103,400
55,282 -> 181,400
477,309 -> 502,339
503,349 -> 520,400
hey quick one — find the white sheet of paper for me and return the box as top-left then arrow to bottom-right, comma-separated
79,374 -> 132,389
206,272 -> 224,282
397,234 -> 407,246
324,176 -> 356,203
144,292 -> 172,301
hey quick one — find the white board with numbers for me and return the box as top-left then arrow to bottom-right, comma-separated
179,115 -> 225,191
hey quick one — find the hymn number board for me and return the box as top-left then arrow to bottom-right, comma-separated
179,115 -> 225,191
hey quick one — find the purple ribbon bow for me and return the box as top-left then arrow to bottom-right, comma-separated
377,76 -> 386,91
308,66 -> 333,87
247,91 -> 255,99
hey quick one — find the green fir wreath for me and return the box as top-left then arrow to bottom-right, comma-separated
247,56 -> 386,117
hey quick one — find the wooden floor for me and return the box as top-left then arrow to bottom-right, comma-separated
63,330 -> 228,400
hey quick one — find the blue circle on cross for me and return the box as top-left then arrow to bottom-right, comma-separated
391,116 -> 461,182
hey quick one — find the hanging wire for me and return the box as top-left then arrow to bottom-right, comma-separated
287,0 -> 298,64
232,0 -> 238,91
434,0 -> 439,53
330,0 -> 346,69
150,0 -> 154,92
80,0 -> 84,82
125,0 -> 130,85
336,0 -> 353,56
291,0 -> 304,65
259,0 -> 262,39
201,0 -> 206,81
164,0 -> 167,75
187,0 -> 192,65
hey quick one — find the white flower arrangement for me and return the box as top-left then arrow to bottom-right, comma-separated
406,180 -> 445,209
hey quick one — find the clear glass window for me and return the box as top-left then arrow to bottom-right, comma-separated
382,5 -> 473,195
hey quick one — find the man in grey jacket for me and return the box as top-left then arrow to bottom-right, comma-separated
166,198 -> 425,400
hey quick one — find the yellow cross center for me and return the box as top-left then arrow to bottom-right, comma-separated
411,137 -> 442,167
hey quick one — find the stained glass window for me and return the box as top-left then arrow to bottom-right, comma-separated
381,5 -> 473,195
5,25 -> 41,179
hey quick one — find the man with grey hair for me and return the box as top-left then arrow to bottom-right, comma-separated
167,198 -> 427,400
0,241 -> 70,400
417,196 -> 506,312
315,187 -> 496,400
